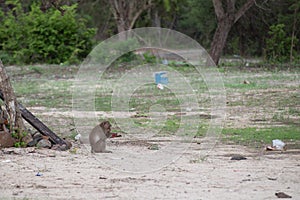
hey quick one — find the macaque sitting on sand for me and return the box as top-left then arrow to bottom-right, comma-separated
89,121 -> 112,153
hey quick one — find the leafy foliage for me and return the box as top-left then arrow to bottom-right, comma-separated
265,24 -> 297,62
0,2 -> 96,64
11,129 -> 28,148
178,0 -> 215,48
1,0 -> 300,65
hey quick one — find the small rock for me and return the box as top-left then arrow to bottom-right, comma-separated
51,144 -> 68,151
275,192 -> 292,198
32,131 -> 41,138
231,155 -> 247,160
59,144 -> 68,151
0,131 -> 16,148
27,134 -> 43,147
268,177 -> 277,181
36,139 -> 52,149
51,144 -> 60,150
241,179 -> 251,182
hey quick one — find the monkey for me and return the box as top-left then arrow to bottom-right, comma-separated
89,121 -> 112,153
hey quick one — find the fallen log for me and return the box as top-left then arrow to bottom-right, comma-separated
0,90 -> 66,146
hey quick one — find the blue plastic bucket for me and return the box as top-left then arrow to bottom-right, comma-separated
154,71 -> 168,85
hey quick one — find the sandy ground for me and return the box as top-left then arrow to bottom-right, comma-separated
0,138 -> 299,200
1,66 -> 299,199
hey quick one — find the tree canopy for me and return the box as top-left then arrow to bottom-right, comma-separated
0,0 -> 299,65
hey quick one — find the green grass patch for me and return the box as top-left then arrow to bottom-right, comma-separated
95,95 -> 112,111
129,84 -> 181,112
14,80 -> 72,108
222,126 -> 300,147
28,65 -> 45,74
223,70 -> 299,92
159,116 -> 180,135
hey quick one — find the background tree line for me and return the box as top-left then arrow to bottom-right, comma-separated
0,0 -> 299,65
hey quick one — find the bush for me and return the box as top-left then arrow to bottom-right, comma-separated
265,24 -> 298,63
0,2 -> 96,64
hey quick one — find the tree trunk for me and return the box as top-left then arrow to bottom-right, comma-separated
0,60 -> 24,132
290,4 -> 298,63
152,10 -> 161,27
0,60 -> 32,144
116,18 -> 131,40
209,0 -> 256,65
209,18 -> 234,65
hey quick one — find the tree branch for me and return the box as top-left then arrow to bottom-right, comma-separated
226,0 -> 236,14
109,0 -> 119,18
212,0 -> 225,20
129,0 -> 153,29
234,0 -> 255,23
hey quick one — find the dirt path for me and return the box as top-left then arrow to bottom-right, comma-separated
1,141 -> 299,200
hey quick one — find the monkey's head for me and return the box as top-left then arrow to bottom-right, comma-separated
100,121 -> 112,137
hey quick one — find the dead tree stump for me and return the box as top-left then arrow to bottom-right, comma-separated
0,60 -> 68,149
0,60 -> 32,145
0,60 -> 24,131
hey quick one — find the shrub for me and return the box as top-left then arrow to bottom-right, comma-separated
265,24 -> 298,63
0,2 -> 96,64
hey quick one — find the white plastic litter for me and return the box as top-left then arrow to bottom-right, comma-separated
157,84 -> 164,90
272,139 -> 285,150
162,59 -> 168,65
74,134 -> 81,141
